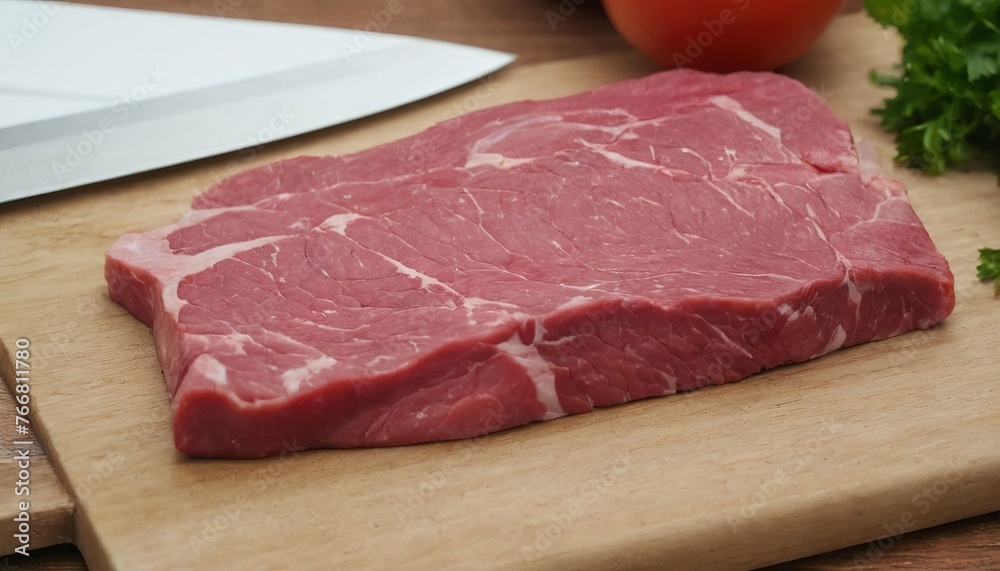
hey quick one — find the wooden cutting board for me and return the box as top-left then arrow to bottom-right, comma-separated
0,343 -> 74,556
1,13 -> 998,570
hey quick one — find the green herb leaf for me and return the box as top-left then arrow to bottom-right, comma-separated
979,248 -> 1000,295
862,0 -> 1000,178
966,52 -> 997,80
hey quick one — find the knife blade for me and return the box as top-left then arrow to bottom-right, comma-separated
0,1 -> 515,204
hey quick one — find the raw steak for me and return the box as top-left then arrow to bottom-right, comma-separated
106,70 -> 955,459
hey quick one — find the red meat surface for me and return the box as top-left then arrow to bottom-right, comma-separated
106,70 -> 955,458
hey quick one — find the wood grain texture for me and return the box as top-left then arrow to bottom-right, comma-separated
1,2 -> 998,570
0,339 -> 75,556
767,513 -> 1000,570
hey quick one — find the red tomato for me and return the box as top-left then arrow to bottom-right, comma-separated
602,0 -> 844,72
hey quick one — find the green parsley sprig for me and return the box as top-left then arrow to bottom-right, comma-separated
863,0 -> 1000,176
979,248 -> 1000,295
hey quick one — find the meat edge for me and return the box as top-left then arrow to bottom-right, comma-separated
164,262 -> 953,458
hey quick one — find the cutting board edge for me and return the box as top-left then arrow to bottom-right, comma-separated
0,335 -> 76,556
73,502 -> 114,571
530,459 -> 1000,570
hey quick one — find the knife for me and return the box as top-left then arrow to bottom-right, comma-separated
0,1 -> 515,204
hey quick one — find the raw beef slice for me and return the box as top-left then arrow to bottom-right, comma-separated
106,70 -> 955,459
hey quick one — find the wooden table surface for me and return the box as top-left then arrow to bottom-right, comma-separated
6,0 -> 997,569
